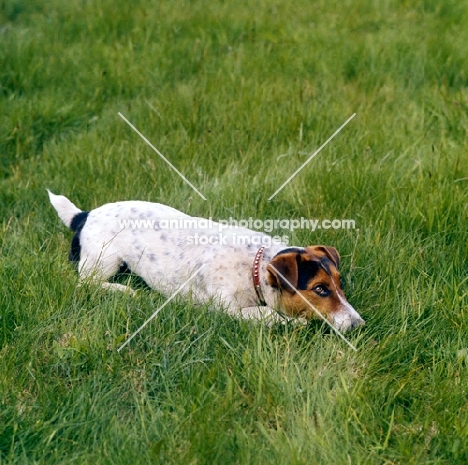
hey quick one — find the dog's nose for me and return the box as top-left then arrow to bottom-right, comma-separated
350,317 -> 365,329
331,310 -> 365,332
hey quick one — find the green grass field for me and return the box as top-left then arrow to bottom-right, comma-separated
1,0 -> 468,463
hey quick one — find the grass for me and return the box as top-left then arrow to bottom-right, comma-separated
1,0 -> 468,463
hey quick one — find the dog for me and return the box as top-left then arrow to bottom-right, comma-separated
48,190 -> 364,332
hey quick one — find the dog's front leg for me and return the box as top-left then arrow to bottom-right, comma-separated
239,306 -> 293,325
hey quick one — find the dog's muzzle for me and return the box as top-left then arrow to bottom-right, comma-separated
331,304 -> 365,332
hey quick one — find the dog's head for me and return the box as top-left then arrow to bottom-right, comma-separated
266,246 -> 364,332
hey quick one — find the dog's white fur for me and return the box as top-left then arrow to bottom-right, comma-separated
48,191 -> 364,331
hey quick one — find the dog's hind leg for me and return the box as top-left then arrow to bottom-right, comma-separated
77,252 -> 136,296
100,282 -> 137,295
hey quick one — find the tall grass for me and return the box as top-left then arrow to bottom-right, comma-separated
1,0 -> 467,463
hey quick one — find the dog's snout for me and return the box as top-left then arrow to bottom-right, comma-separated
350,317 -> 365,329
331,304 -> 365,332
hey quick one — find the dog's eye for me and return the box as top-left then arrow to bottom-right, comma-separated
313,285 -> 330,297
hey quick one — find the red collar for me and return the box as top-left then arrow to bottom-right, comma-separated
252,246 -> 267,306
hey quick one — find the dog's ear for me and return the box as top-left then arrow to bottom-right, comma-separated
267,253 -> 298,293
306,245 -> 340,268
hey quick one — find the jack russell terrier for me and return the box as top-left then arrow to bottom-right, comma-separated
48,190 -> 364,332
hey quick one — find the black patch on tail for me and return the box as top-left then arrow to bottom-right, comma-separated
68,212 -> 89,265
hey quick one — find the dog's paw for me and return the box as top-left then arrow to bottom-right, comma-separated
101,282 -> 137,296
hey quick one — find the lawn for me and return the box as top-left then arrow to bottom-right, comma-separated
1,0 -> 468,463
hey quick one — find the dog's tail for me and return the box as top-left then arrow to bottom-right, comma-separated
47,190 -> 83,230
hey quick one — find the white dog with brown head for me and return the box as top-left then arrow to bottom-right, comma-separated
48,190 -> 364,332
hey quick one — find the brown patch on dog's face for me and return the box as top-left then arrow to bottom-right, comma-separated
266,246 -> 352,323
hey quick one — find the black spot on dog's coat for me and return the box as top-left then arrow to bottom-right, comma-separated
70,211 -> 89,232
69,212 -> 89,265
